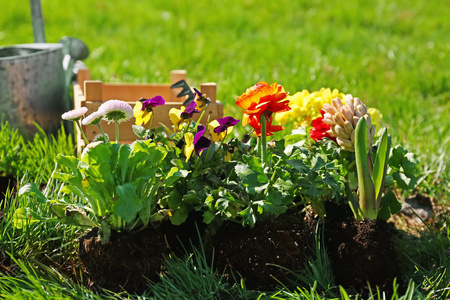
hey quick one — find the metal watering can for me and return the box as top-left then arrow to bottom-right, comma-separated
0,0 -> 88,137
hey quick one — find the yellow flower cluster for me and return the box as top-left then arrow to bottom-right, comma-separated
275,88 -> 346,128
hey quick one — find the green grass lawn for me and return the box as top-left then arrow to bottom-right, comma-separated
1,0 -> 450,298
2,0 -> 449,169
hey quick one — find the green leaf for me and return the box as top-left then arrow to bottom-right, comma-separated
166,189 -> 183,210
311,156 -> 326,172
146,145 -> 167,165
372,128 -> 391,202
132,124 -> 146,139
118,143 -> 132,184
13,208 -> 43,229
286,159 -> 308,173
55,154 -> 79,171
202,211 -> 216,224
18,183 -> 48,203
169,205 -> 190,225
235,158 -> 268,195
50,204 -> 97,227
183,191 -> 203,205
354,118 -> 377,220
393,172 -> 416,190
115,183 -> 143,223
239,205 -> 256,227
377,187 -> 402,221
166,167 -> 189,187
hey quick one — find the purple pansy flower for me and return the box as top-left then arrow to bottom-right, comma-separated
141,95 -> 165,111
194,124 -> 211,154
181,101 -> 199,119
214,116 -> 240,133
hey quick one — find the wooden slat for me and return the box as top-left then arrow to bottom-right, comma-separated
77,68 -> 91,94
200,82 -> 217,102
101,83 -> 174,101
84,81 -> 103,101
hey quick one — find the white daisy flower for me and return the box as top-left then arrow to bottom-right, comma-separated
82,110 -> 105,126
61,107 -> 88,121
98,100 -> 133,124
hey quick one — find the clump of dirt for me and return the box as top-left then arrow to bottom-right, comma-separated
206,212 -> 313,290
79,225 -> 167,293
309,202 -> 402,297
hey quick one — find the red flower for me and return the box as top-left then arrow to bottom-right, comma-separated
248,114 -> 284,136
236,82 -> 290,126
310,110 -> 337,142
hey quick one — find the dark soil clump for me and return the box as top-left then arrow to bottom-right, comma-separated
79,225 -> 167,293
311,202 -> 402,297
207,213 -> 312,290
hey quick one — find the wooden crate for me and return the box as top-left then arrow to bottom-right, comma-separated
73,68 -> 223,153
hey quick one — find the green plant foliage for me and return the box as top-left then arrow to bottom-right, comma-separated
18,140 -> 185,241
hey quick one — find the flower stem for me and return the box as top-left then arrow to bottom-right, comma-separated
260,114 -> 267,164
96,124 -> 107,141
196,102 -> 210,126
114,117 -> 119,143
76,121 -> 89,145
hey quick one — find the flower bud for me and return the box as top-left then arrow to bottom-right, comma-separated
332,98 -> 344,111
335,125 -> 350,139
343,120 -> 354,135
322,103 -> 338,115
333,114 -> 346,126
337,137 -> 353,149
341,106 -> 354,122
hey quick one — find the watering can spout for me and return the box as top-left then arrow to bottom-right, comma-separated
30,0 -> 46,43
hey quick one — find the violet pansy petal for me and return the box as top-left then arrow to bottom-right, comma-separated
184,101 -> 197,113
194,136 -> 211,154
218,116 -> 240,126
194,124 -> 206,144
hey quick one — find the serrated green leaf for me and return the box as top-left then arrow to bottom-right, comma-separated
263,202 -> 288,215
393,172 -> 416,190
234,161 -> 268,194
287,159 -> 308,173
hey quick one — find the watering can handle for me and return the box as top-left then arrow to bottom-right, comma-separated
30,0 -> 46,43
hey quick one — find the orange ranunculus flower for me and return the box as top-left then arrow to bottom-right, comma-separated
248,114 -> 284,136
236,82 -> 290,126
